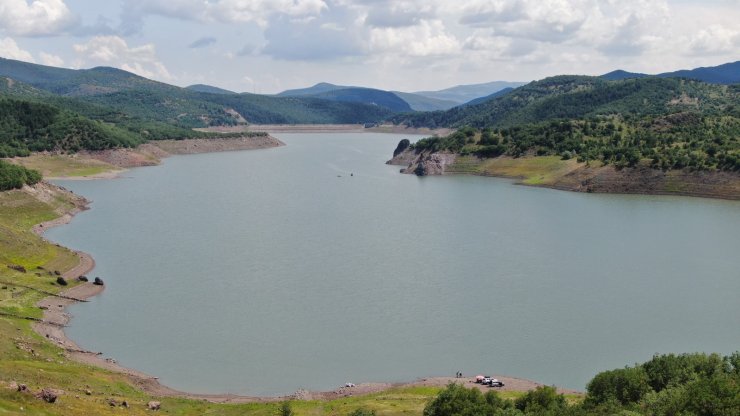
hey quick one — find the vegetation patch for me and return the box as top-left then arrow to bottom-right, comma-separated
7,154 -> 119,178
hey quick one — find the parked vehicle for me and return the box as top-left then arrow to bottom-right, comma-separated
487,379 -> 504,387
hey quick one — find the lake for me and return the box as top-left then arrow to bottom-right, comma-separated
47,132 -> 740,396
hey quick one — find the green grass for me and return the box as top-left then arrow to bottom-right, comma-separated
448,155 -> 581,185
7,155 -> 119,178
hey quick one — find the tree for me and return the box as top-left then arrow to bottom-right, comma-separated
423,383 -> 495,416
514,385 -> 566,413
278,401 -> 293,416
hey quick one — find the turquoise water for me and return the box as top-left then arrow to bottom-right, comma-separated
48,133 -> 740,396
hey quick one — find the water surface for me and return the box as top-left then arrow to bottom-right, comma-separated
48,132 -> 740,396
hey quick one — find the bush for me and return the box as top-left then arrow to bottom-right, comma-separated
423,383 -> 507,416
585,367 -> 651,407
0,160 -> 42,191
514,385 -> 567,413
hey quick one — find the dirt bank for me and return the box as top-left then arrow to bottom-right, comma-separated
392,148 -> 740,200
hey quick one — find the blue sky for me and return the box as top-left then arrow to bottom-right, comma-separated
0,0 -> 738,93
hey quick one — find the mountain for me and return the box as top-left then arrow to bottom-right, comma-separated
392,91 -> 459,111
413,81 -> 527,104
277,82 -> 345,97
392,75 -> 739,129
658,61 -> 740,84
278,82 -> 411,112
279,82 -> 459,111
601,61 -> 740,84
186,84 -> 237,95
600,70 -> 649,81
0,96 -> 143,158
0,57 -> 172,96
463,87 -> 515,106
0,58 -> 396,129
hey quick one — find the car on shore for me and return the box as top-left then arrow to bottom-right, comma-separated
487,379 -> 504,387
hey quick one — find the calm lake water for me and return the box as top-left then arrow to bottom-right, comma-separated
48,133 -> 740,396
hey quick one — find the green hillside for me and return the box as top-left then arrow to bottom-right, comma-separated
0,58 -> 398,128
393,91 -> 459,111
413,81 -> 527,104
392,76 -> 739,129
186,84 -> 237,95
0,97 -> 142,158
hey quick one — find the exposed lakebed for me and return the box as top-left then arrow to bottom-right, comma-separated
48,132 -> 740,396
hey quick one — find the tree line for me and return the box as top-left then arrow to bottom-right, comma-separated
410,112 -> 740,172
422,352 -> 739,416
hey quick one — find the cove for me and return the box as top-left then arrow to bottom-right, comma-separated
47,132 -> 740,396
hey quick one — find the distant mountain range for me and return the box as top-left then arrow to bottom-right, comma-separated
275,81 -> 527,112
413,81 -> 527,104
601,61 -> 740,84
0,58 -> 397,129
391,75 -> 739,129
1,56 -> 737,139
277,82 -> 450,111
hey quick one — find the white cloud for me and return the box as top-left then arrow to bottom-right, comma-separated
457,0 -> 590,43
39,52 -> 64,66
686,24 -> 740,56
262,4 -> 364,60
121,0 -> 328,32
0,0 -> 76,36
370,20 -> 460,57
0,37 -> 35,62
73,36 -> 172,80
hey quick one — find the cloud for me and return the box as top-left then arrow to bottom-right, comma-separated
686,24 -> 740,56
370,20 -> 460,57
120,0 -> 329,33
262,5 -> 365,60
457,0 -> 589,43
188,37 -> 217,48
362,1 -> 437,28
0,37 -> 35,62
0,0 -> 77,36
73,36 -> 171,80
39,52 -> 64,66
236,43 -> 257,56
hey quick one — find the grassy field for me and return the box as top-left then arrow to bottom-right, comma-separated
446,155 -> 582,185
8,155 -> 120,178
1,183 -> 583,415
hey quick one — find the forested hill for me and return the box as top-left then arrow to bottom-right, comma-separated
0,58 -> 399,127
390,76 -> 739,129
0,97 -> 143,158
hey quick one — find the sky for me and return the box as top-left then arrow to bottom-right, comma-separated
0,0 -> 738,94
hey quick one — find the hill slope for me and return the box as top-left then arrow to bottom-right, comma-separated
658,60 -> 740,84
279,82 -> 458,111
602,61 -> 740,84
186,84 -> 237,95
414,81 -> 527,104
392,76 -> 738,129
0,96 -> 142,157
0,58 -> 396,128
